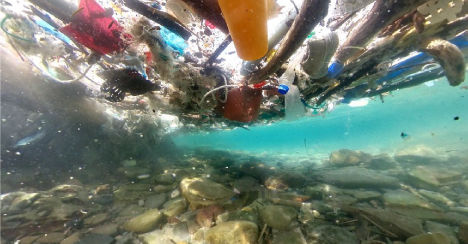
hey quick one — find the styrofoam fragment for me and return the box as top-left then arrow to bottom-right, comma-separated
417,0 -> 465,24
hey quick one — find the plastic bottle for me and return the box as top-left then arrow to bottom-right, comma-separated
217,0 -> 268,61
279,49 -> 306,121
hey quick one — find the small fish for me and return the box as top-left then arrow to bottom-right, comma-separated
401,132 -> 411,140
454,116 -> 460,120
100,68 -> 161,102
14,131 -> 46,148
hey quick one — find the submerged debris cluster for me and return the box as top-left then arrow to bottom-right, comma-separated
1,0 -> 467,131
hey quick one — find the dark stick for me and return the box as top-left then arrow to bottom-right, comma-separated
204,35 -> 232,67
122,0 -> 191,40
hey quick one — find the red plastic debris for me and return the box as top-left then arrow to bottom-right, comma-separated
222,86 -> 262,123
205,20 -> 216,29
59,0 -> 132,55
253,80 -> 267,89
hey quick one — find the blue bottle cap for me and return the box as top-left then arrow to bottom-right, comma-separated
327,61 -> 344,78
278,84 -> 289,95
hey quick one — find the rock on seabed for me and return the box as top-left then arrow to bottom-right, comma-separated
205,221 -> 258,244
315,167 -> 400,189
123,209 -> 166,233
180,178 -> 233,209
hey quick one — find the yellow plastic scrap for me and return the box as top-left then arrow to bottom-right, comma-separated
217,0 -> 268,61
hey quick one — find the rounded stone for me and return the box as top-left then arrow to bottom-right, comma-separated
180,178 -> 233,209
90,224 -> 119,236
162,198 -> 187,217
124,209 -> 166,233
145,193 -> 167,209
406,232 -> 450,244
259,205 -> 297,230
36,232 -> 66,243
205,221 -> 258,244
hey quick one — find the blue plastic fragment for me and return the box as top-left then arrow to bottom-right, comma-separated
31,16 -> 72,44
159,26 -> 188,55
327,61 -> 344,78
278,84 -> 289,95
150,2 -> 162,10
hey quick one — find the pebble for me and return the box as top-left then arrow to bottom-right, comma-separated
358,208 -> 424,239
9,193 -> 40,212
328,149 -> 372,166
124,209 -> 166,233
180,178 -> 233,209
172,222 -> 191,242
75,234 -> 114,244
205,221 -> 258,244
145,193 -> 167,209
84,213 -> 109,227
424,221 -> 459,244
195,205 -> 224,228
187,220 -> 201,234
408,166 -> 462,190
90,223 -> 119,236
171,189 -> 180,198
273,228 -> 307,244
316,167 -> 400,189
383,190 -> 445,220
367,153 -> 398,170
228,209 -> 260,226
406,232 -> 451,244
60,233 -> 81,244
418,189 -> 455,208
19,236 -> 40,244
118,204 -> 145,217
352,190 -> 382,201
153,183 -> 178,194
259,204 -> 297,230
459,221 -> 468,244
138,199 -> 145,206
302,223 -> 358,243
36,232 -> 66,243
162,198 -> 187,217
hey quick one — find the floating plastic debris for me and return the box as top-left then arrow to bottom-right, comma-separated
217,0 -> 268,60
222,86 -> 263,123
348,98 -> 369,107
159,26 -> 188,55
278,84 -> 289,95
30,16 -> 72,44
280,49 -> 305,121
59,0 -> 131,55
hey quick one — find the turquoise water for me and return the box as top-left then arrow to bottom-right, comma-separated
174,77 -> 468,159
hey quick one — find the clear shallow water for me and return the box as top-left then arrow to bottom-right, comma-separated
174,77 -> 468,158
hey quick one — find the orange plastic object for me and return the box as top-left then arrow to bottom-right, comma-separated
217,0 -> 268,61
222,86 -> 262,123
